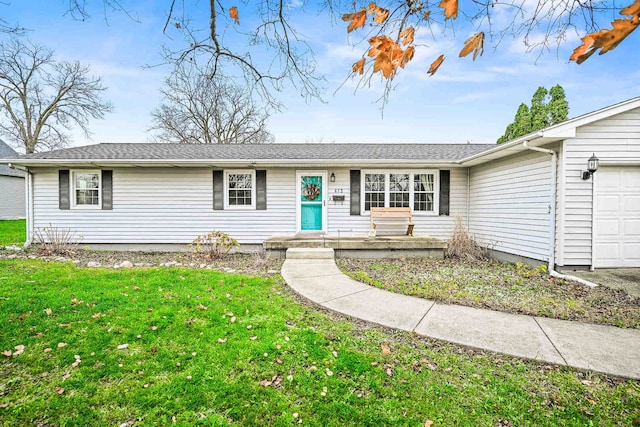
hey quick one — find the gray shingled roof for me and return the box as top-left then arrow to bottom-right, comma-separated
0,140 -> 24,177
18,143 -> 496,162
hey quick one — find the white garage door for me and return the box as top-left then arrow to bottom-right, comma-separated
594,167 -> 640,268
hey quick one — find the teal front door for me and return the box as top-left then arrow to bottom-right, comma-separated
298,172 -> 326,232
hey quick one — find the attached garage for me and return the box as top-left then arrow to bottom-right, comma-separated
594,167 -> 640,268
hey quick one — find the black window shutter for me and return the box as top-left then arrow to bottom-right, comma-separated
439,170 -> 450,216
212,170 -> 224,210
350,170 -> 361,216
256,170 -> 267,210
102,170 -> 113,210
59,170 -> 70,210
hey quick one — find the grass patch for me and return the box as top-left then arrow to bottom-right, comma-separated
337,258 -> 640,329
0,219 -> 25,246
1,259 -> 639,426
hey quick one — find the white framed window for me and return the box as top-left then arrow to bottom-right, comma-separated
71,170 -> 101,209
225,170 -> 256,209
362,170 -> 438,214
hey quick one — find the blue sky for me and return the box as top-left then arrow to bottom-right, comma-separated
3,1 -> 639,149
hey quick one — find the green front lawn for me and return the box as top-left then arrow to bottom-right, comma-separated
1,259 -> 638,426
0,219 -> 26,246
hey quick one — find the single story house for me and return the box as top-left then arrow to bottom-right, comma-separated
0,140 -> 25,220
2,97 -> 639,269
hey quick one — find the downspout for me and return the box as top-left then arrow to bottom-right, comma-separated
521,142 -> 597,288
466,168 -> 470,229
8,163 -> 33,246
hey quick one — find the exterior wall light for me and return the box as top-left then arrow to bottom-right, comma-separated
330,172 -> 336,182
581,153 -> 599,180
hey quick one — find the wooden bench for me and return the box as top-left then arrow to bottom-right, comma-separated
369,207 -> 415,236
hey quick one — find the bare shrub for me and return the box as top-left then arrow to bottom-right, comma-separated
33,224 -> 83,255
446,215 -> 488,261
189,231 -> 239,260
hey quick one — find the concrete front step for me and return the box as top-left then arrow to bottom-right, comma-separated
286,248 -> 335,259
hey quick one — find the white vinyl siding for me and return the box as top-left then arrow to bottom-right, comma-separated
32,168 -> 296,244
31,167 -> 468,244
0,175 -> 26,219
468,151 -> 552,262
560,107 -> 640,266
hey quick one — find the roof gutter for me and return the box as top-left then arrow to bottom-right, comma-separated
521,141 -> 597,288
1,158 -> 462,168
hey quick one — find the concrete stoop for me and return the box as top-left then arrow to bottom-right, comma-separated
285,248 -> 335,259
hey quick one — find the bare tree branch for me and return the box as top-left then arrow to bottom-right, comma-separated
150,62 -> 274,145
0,38 -> 113,153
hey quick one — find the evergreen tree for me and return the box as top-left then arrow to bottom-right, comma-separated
529,87 -> 549,130
497,85 -> 569,143
548,84 -> 569,125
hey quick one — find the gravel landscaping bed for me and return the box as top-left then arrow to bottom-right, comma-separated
337,258 -> 640,329
0,248 -> 284,278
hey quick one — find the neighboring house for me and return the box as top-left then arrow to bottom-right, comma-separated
1,97 -> 638,269
0,141 -> 25,220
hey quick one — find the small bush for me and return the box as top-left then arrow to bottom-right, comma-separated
33,224 -> 83,255
189,230 -> 239,259
446,215 -> 488,261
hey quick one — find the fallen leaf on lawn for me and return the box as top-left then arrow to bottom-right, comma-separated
247,325 -> 252,329
325,368 -> 334,376
384,363 -> 394,376
381,342 -> 392,355
12,345 -> 25,356
56,388 -> 65,395
332,350 -> 338,358
196,304 -> 207,310
91,313 -> 101,319
62,372 -> 71,380
44,308 -> 53,316
250,336 -> 258,340
582,380 -> 592,386
2,350 -> 12,357
230,316 -> 236,323
260,375 -> 282,387
151,326 -> 158,330
0,403 -> 9,409
586,396 -> 597,405
117,344 -> 129,350
425,420 -> 434,427
17,313 -> 29,320
44,348 -> 52,353
133,286 -> 140,290
276,358 -> 283,364
217,338 -> 227,343
57,342 -> 67,348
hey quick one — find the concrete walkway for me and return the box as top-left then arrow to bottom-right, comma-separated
281,248 -> 640,380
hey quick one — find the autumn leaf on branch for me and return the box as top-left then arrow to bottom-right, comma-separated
368,2 -> 390,24
427,54 -> 445,76
368,36 -> 405,78
459,32 -> 485,60
570,0 -> 640,63
401,46 -> 415,68
399,27 -> 415,45
352,58 -> 366,75
342,9 -> 367,33
439,0 -> 459,20
229,6 -> 239,25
